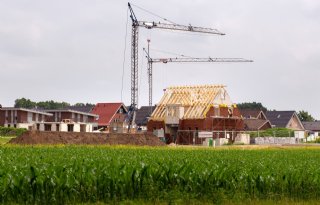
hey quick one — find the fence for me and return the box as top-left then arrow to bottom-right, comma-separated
254,137 -> 296,145
172,130 -> 301,145
175,130 -> 245,145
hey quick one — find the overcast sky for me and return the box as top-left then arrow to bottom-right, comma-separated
1,0 -> 319,119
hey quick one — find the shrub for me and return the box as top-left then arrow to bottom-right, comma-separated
0,126 -> 27,137
249,128 -> 294,138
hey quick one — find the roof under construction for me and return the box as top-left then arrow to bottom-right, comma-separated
150,84 -> 234,121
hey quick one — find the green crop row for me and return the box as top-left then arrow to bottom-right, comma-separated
0,146 -> 320,204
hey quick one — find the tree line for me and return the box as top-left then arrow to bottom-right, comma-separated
14,98 -> 95,110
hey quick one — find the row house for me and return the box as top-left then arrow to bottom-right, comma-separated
0,107 -> 98,132
0,107 -> 52,129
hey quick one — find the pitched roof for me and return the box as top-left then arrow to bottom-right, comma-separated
151,84 -> 233,120
90,103 -> 127,126
239,109 -> 266,119
135,106 -> 156,126
266,111 -> 296,127
243,119 -> 272,131
302,121 -> 320,131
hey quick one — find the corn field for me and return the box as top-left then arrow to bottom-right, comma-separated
0,146 -> 320,204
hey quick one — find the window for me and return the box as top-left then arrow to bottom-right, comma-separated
228,108 -> 233,117
214,107 -> 220,117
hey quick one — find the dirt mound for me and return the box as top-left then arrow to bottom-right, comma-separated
9,131 -> 165,146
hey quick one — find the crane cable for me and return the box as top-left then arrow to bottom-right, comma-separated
149,48 -> 195,58
130,3 -> 177,24
121,7 -> 129,102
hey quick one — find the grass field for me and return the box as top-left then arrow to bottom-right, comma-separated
1,145 -> 320,204
0,136 -> 15,145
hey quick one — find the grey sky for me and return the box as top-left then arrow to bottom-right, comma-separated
1,0 -> 319,119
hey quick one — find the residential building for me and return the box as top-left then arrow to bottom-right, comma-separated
243,119 -> 272,131
0,107 -> 99,132
135,106 -> 156,131
147,85 -> 244,144
303,121 -> 320,133
90,103 -> 128,132
44,109 -> 98,132
239,109 -> 271,131
45,109 -> 97,124
0,107 -> 52,129
239,108 -> 267,120
266,111 -> 304,130
302,121 -> 320,140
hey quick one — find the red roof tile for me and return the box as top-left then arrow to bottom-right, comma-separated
90,103 -> 126,126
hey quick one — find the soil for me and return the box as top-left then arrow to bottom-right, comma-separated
9,131 -> 165,146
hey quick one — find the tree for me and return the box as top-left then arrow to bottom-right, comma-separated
14,98 -> 93,110
74,103 -> 95,107
14,98 -> 37,109
237,102 -> 267,112
297,110 -> 315,122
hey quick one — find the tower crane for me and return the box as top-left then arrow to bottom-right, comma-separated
127,2 -> 225,131
143,40 -> 253,109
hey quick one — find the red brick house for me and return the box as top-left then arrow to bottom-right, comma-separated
147,85 -> 244,144
90,103 -> 128,132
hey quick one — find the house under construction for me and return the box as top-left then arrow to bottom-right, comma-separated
147,85 -> 244,144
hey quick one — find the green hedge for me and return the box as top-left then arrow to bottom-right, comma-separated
249,128 -> 294,138
0,126 -> 27,137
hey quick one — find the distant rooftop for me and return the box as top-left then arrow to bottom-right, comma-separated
266,111 -> 297,127
302,121 -> 320,131
1,107 -> 53,116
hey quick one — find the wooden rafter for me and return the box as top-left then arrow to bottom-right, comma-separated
150,84 -> 232,121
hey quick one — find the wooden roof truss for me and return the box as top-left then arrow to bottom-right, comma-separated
150,85 -> 232,121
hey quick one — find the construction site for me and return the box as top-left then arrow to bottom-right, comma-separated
3,2 -> 257,146
122,3 -> 252,145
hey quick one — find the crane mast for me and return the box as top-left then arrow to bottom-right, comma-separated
127,2 -> 224,131
146,39 -> 152,109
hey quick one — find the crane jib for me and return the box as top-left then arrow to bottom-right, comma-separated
138,21 -> 225,35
